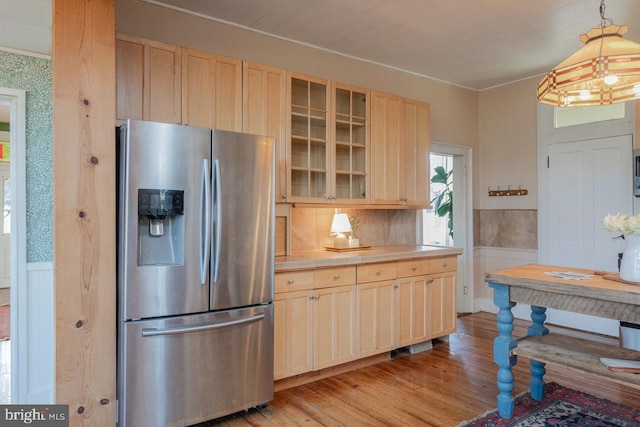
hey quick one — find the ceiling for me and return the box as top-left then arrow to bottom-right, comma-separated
1,1 -> 640,91
146,0 -> 640,90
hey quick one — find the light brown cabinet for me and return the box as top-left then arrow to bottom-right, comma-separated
243,62 -> 287,201
116,35 -> 430,208
286,74 -> 370,203
273,289 -> 314,380
274,266 -> 357,379
275,256 -> 457,381
401,99 -> 431,206
357,279 -> 396,358
274,271 -> 314,380
287,73 -> 331,202
370,91 -> 402,204
370,91 -> 431,207
397,257 -> 457,342
314,284 -> 357,369
429,271 -> 457,338
332,82 -> 369,203
396,275 -> 429,348
116,33 -> 181,124
181,48 -> 242,131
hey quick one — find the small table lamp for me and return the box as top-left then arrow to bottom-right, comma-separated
330,212 -> 352,249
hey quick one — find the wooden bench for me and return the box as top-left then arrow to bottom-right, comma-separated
513,334 -> 640,389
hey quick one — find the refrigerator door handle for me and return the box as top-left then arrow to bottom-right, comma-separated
200,159 -> 211,285
140,313 -> 266,337
213,158 -> 222,284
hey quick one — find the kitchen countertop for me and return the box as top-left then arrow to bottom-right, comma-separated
275,244 -> 462,271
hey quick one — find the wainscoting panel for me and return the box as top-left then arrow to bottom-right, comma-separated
24,262 -> 54,403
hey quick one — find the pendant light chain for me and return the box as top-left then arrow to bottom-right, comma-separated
599,0 -> 613,27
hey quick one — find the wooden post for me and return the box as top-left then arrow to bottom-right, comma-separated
53,0 -> 116,425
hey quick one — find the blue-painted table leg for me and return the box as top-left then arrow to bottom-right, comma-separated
527,305 -> 549,400
489,283 -> 517,419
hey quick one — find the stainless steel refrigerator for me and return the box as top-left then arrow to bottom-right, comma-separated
117,120 -> 275,427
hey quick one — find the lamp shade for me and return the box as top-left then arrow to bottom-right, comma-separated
537,24 -> 640,107
330,213 -> 352,234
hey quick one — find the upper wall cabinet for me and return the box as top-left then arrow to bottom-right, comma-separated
400,99 -> 430,207
243,62 -> 287,202
370,91 -> 402,205
332,83 -> 369,204
287,73 -> 332,203
116,33 -> 181,124
116,35 -> 428,208
370,91 -> 431,207
182,48 -> 242,131
286,73 -> 370,204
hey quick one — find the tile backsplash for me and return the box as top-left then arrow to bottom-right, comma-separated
290,208 -> 417,251
474,209 -> 537,250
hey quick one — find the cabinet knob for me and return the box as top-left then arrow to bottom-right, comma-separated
443,262 -> 448,267
376,270 -> 382,275
394,284 -> 398,289
334,274 -> 340,280
288,279 -> 294,284
412,266 -> 417,271
281,194 -> 287,199
427,279 -> 434,284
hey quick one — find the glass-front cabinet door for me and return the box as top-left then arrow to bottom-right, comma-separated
333,83 -> 368,203
288,73 -> 330,202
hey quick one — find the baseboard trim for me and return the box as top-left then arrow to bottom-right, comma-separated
274,353 -> 390,392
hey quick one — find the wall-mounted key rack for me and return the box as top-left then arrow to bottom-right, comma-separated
488,185 -> 528,196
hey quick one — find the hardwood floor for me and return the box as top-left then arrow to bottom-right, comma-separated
207,312 -> 640,426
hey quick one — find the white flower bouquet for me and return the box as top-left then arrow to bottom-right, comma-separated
603,213 -> 640,234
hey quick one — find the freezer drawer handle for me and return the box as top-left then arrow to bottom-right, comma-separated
141,313 -> 266,337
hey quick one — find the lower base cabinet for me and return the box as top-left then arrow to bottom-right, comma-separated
357,279 -> 396,358
397,275 -> 429,348
274,267 -> 357,380
430,273 -> 457,337
315,284 -> 357,370
275,256 -> 457,380
273,289 -> 313,380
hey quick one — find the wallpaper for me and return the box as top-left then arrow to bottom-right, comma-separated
0,50 -> 53,262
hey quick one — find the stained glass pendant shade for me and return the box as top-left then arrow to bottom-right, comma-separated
537,1 -> 640,107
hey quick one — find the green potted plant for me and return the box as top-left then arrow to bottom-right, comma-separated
430,166 -> 453,239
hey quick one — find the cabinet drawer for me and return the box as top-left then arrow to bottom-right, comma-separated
429,257 -> 457,274
275,270 -> 314,293
357,262 -> 397,283
314,266 -> 356,288
397,259 -> 430,277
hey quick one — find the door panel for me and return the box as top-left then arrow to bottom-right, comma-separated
211,130 -> 274,310
119,120 -> 211,320
548,136 -> 632,270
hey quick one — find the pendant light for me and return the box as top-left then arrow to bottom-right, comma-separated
537,0 -> 640,107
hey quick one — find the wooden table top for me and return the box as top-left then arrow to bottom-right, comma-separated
485,264 -> 640,306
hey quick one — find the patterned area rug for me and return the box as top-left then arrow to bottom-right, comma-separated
0,305 -> 8,340
458,382 -> 640,426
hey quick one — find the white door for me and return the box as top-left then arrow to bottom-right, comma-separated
548,135 -> 632,271
426,143 -> 473,314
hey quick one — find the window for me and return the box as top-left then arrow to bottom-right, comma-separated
554,103 -> 625,128
423,153 -> 453,247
